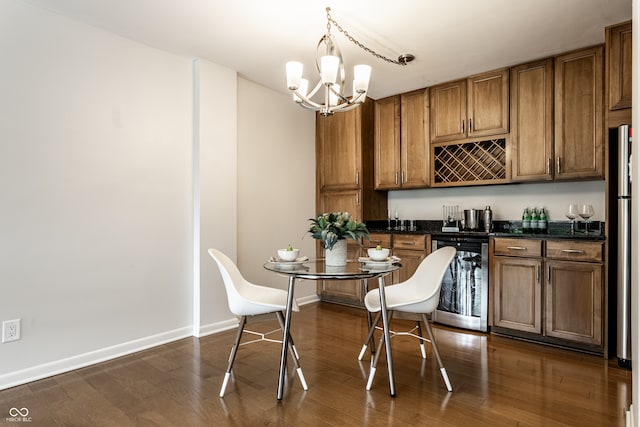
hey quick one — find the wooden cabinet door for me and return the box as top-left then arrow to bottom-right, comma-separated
554,46 -> 604,180
392,248 -> 426,284
545,260 -> 603,346
400,89 -> 430,188
607,21 -> 632,111
319,242 -> 364,305
374,96 -> 401,190
493,256 -> 542,334
467,69 -> 509,139
317,108 -> 361,191
318,191 -> 360,222
510,59 -> 554,182
430,80 -> 467,143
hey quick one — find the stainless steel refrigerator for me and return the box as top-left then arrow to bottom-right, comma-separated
615,124 -> 632,368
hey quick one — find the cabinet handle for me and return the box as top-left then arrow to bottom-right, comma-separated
398,241 -> 416,245
556,158 -> 561,175
356,171 -> 359,185
469,118 -> 473,132
370,239 -> 382,244
536,265 -> 540,283
507,246 -> 527,251
547,158 -> 552,175
401,171 -> 405,184
395,171 -> 399,185
355,193 -> 359,206
561,249 -> 585,254
461,120 -> 465,134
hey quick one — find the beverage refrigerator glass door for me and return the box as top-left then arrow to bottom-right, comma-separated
431,237 -> 489,332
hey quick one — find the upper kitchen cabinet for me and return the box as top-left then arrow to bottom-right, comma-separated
510,59 -> 554,182
554,45 -> 604,180
606,21 -> 632,127
317,108 -> 362,191
316,101 -> 387,222
430,68 -> 509,143
374,89 -> 429,190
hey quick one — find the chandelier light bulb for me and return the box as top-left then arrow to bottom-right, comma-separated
286,61 -> 303,90
320,55 -> 339,85
354,65 -> 371,94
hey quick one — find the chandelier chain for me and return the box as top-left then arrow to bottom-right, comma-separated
325,7 -> 406,66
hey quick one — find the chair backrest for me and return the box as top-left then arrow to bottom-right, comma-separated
399,246 -> 457,311
208,248 -> 298,316
208,248 -> 253,315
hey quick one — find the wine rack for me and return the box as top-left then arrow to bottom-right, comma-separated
433,138 -> 507,186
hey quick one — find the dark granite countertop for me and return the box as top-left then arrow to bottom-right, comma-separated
365,219 -> 605,241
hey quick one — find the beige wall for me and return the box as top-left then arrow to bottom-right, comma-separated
236,79 -> 318,301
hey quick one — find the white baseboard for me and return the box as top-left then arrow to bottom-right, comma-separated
1,296 -> 322,390
297,294 -> 321,306
0,326 -> 192,391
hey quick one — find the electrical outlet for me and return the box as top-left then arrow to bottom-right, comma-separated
2,319 -> 21,343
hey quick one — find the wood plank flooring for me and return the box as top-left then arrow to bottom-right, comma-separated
0,302 -> 632,426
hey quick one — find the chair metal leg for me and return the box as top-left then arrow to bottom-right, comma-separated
365,311 -> 393,391
275,311 -> 308,391
220,316 -> 247,397
421,314 -> 452,392
358,311 -> 382,361
363,279 -> 377,357
415,321 -> 427,359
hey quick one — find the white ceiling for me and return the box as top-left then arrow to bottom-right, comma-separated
26,0 -> 632,100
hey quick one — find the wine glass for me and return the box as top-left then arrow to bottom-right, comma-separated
566,204 -> 579,234
579,204 -> 595,234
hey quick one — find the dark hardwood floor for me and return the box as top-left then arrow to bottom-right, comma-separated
0,302 -> 632,426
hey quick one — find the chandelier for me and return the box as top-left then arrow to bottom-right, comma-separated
286,7 -> 414,117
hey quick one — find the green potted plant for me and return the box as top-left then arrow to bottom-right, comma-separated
308,212 -> 369,266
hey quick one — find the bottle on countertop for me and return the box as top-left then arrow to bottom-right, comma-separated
484,205 -> 492,233
538,207 -> 548,233
522,208 -> 531,233
531,207 -> 539,234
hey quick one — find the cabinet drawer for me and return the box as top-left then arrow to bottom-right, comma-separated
493,238 -> 542,257
545,240 -> 603,262
366,233 -> 392,249
393,234 -> 426,250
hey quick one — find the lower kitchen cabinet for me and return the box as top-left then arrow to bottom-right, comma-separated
317,241 -> 365,306
544,239 -> 604,346
493,256 -> 542,334
316,232 -> 430,307
392,234 -> 428,283
491,237 -> 605,354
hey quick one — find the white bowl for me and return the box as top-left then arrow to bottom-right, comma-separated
367,247 -> 390,261
277,248 -> 300,261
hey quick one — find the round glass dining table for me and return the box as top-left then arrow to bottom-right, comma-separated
264,258 -> 401,400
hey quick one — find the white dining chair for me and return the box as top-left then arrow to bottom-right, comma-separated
208,248 -> 308,397
360,246 -> 457,392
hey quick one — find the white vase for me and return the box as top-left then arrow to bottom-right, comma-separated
325,239 -> 348,266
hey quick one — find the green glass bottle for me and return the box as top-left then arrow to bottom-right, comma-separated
531,208 -> 539,234
539,207 -> 548,233
522,208 -> 530,233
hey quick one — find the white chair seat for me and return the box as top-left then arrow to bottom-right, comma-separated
209,248 -> 307,397
361,246 -> 456,392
